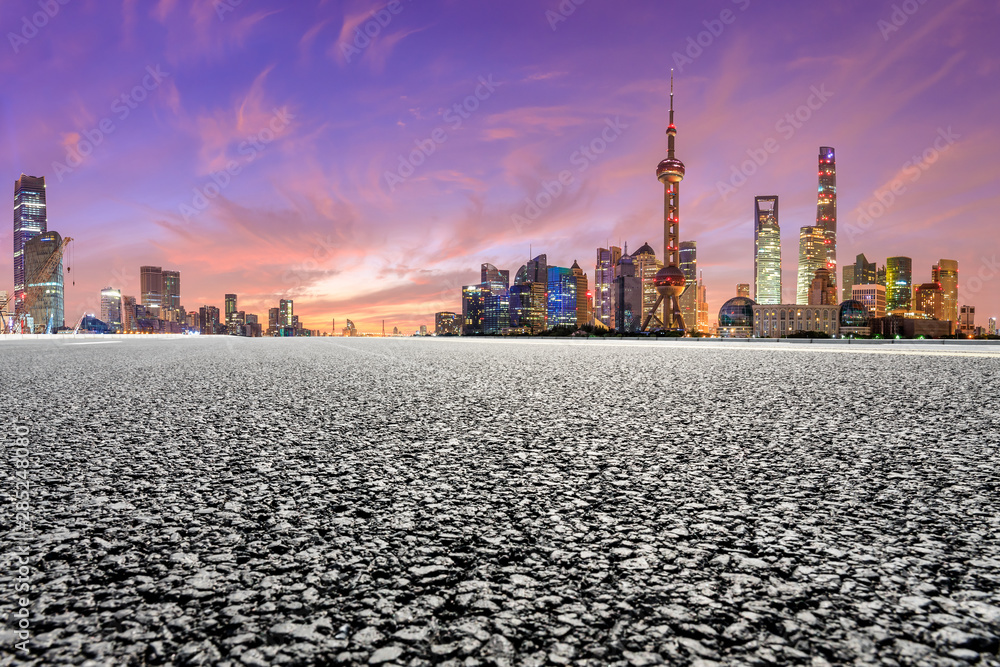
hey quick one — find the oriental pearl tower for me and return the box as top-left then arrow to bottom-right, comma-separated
641,70 -> 688,333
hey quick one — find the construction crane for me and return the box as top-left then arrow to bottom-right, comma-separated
1,236 -> 73,334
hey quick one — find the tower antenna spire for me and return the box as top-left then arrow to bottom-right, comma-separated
667,68 -> 677,159
669,68 -> 674,123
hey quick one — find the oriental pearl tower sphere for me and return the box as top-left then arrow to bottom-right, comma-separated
642,70 -> 688,333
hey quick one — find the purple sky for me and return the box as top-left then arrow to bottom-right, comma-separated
4,0 -> 998,332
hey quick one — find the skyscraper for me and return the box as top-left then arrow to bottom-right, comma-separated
279,299 -> 294,327
461,285 -> 484,335
614,255 -> 642,333
481,263 -> 510,334
631,243 -> 661,329
547,266 -> 577,328
642,71 -> 688,332
737,284 -> 751,298
696,273 -> 709,333
595,246 -> 621,327
753,196 -> 781,304
511,255 -> 548,333
816,147 -> 837,285
162,270 -> 181,321
679,241 -> 698,327
933,259 -> 959,326
122,296 -> 137,332
854,254 -> 877,285
570,260 -> 590,328
100,287 -> 123,332
915,282 -> 944,320
885,256 -> 913,312
24,231 -> 64,333
140,266 -> 164,318
14,175 -> 47,311
199,306 -> 220,335
435,312 -> 459,335
225,294 -> 238,333
959,305 -> 975,336
842,265 -> 855,302
797,226 -> 826,305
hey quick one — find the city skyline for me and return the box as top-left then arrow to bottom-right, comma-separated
3,1 -> 998,332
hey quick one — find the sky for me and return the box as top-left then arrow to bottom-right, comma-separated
3,0 -> 999,333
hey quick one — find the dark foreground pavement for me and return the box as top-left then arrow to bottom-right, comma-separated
1,337 -> 999,666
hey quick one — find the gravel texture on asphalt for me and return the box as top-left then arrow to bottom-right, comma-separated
1,337 -> 999,667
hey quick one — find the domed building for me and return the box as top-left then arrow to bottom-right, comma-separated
839,299 -> 871,337
718,296 -> 756,338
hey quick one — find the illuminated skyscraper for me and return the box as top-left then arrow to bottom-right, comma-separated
696,273 -> 708,333
885,257 -> 912,312
435,312 -> 459,335
162,270 -> 181,321
140,266 -> 163,318
570,260 -> 590,328
461,284 -> 485,335
614,255 -> 642,332
547,266 -> 577,328
225,294 -> 238,333
797,226 -> 826,304
959,305 -> 975,336
279,299 -> 294,327
199,306 -> 220,335
595,246 -> 621,327
915,282 -> 944,320
753,196 -> 781,304
933,259 -> 958,325
481,263 -> 510,334
642,72 -> 688,332
679,241 -> 697,327
24,231 -> 64,333
842,265 -> 855,302
816,147 -> 837,285
121,296 -> 137,331
511,255 -> 548,333
631,243 -> 661,329
737,284 -> 751,298
14,175 -> 47,311
854,254 -> 877,285
100,287 -> 123,332
852,284 -> 887,318
988,317 -> 996,336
